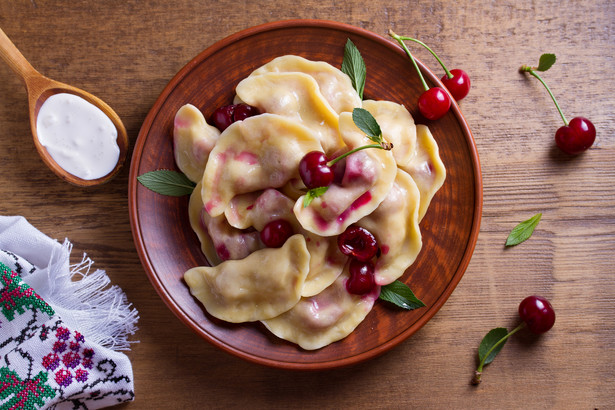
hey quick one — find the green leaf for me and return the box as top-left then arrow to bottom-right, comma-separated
505,213 -> 542,246
341,38 -> 366,99
536,53 -> 556,71
303,186 -> 328,208
478,327 -> 509,365
352,108 -> 382,143
137,170 -> 196,196
379,280 -> 426,310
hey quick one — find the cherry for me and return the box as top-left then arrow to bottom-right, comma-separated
555,117 -> 596,155
441,69 -> 471,101
346,259 -> 376,295
337,225 -> 378,261
299,151 -> 334,189
518,295 -> 556,334
388,31 -> 452,120
260,219 -> 293,248
212,103 -> 259,132
472,295 -> 556,384
234,103 -> 260,121
212,105 -> 236,132
520,55 -> 595,154
418,87 -> 451,121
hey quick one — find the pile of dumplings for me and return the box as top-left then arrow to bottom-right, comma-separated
173,55 -> 445,350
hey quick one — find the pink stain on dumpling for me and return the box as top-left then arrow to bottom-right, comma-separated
342,153 -> 376,184
216,244 -> 230,261
236,151 -> 259,165
337,191 -> 372,224
174,116 -> 189,129
380,244 -> 390,255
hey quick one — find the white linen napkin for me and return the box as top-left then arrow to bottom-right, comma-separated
0,215 -> 138,409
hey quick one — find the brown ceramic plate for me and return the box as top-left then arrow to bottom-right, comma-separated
129,20 -> 482,370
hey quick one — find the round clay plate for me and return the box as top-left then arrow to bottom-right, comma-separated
129,20 -> 482,370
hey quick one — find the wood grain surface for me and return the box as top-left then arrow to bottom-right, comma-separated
0,0 -> 613,408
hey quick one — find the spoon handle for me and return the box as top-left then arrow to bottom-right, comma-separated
0,26 -> 39,82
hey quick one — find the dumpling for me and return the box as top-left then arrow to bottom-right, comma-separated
173,104 -> 220,183
201,113 -> 322,217
399,124 -> 446,221
356,169 -> 422,285
248,55 -> 362,114
225,189 -> 346,297
236,72 -> 344,154
361,100 -> 417,167
262,269 -> 378,350
294,111 -> 397,236
184,234 -> 310,323
189,181 -> 262,264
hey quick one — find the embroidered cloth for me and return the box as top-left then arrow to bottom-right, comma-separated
0,216 -> 138,409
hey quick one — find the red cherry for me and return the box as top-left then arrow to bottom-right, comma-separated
518,295 -> 556,334
418,87 -> 451,120
299,151 -> 334,189
212,105 -> 236,132
233,103 -> 259,121
260,219 -> 293,248
441,69 -> 471,101
555,117 -> 596,155
346,259 -> 376,295
337,226 -> 378,261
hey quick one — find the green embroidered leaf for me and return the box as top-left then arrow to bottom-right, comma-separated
352,108 -> 382,143
379,280 -> 426,310
341,38 -> 366,99
505,213 -> 542,246
303,186 -> 329,208
536,53 -> 556,72
478,327 -> 509,365
137,170 -> 196,196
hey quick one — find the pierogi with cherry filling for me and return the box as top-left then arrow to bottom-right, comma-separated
174,55 -> 445,350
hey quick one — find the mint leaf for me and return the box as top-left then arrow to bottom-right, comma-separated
536,53 -> 556,71
341,39 -> 366,99
352,108 -> 382,143
505,213 -> 542,246
379,280 -> 426,310
137,170 -> 196,196
478,327 -> 509,365
303,186 -> 328,208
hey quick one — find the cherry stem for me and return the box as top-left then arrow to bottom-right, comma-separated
389,29 -> 430,92
472,322 -> 526,385
327,144 -> 384,167
520,66 -> 568,126
392,34 -> 452,78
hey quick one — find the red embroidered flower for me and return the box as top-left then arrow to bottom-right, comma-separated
54,369 -> 73,387
82,348 -> 94,359
42,353 -> 60,371
74,331 -> 85,343
69,340 -> 81,351
56,327 -> 70,341
53,341 -> 67,353
62,352 -> 81,368
75,368 -> 89,383
82,358 -> 93,369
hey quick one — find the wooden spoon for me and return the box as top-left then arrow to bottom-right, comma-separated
0,27 -> 128,187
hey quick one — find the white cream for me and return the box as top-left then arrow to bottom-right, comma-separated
36,93 -> 120,180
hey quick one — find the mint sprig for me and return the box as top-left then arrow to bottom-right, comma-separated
341,38 -> 366,99
303,186 -> 328,208
505,213 -> 542,246
379,280 -> 425,310
472,324 -> 525,385
137,170 -> 196,196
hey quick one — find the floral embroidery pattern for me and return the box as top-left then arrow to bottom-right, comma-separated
0,367 -> 56,409
0,262 -> 54,322
41,327 -> 93,389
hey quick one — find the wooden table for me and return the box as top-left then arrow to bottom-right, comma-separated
1,1 -> 613,408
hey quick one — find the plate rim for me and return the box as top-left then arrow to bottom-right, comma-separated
128,18 -> 483,370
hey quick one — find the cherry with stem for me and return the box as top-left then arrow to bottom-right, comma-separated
520,55 -> 595,155
389,30 -> 451,120
389,32 -> 470,101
